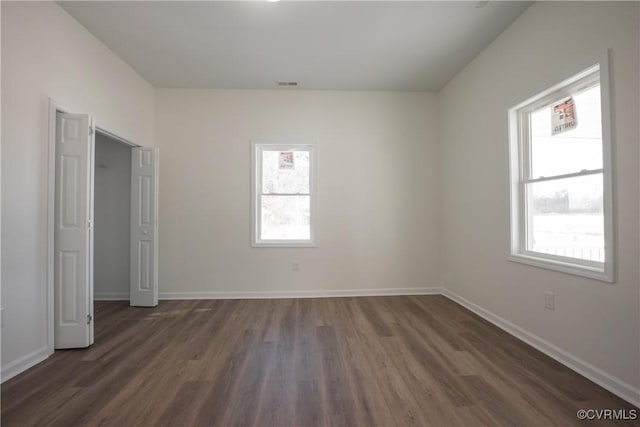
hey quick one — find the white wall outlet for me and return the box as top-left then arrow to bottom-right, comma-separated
292,262 -> 300,272
544,291 -> 555,311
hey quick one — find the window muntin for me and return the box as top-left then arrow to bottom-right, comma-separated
509,56 -> 613,281
252,142 -> 316,246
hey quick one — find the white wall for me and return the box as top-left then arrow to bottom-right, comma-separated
1,2 -> 154,378
94,134 -> 131,299
0,2 -> 3,368
155,90 -> 441,297
439,1 -> 639,402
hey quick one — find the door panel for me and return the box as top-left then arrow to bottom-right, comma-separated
58,251 -> 78,323
130,147 -> 159,307
54,112 -> 94,349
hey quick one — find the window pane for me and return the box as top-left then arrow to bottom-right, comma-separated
262,150 -> 309,194
530,85 -> 602,179
261,195 -> 310,240
526,173 -> 604,262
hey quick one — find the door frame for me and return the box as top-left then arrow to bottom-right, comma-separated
46,98 -> 139,354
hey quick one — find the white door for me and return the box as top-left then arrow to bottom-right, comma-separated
54,113 -> 95,349
130,147 -> 159,307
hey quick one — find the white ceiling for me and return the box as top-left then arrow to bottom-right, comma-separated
58,1 -> 531,91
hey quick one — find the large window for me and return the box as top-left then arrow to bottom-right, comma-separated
508,54 -> 613,281
252,141 -> 316,247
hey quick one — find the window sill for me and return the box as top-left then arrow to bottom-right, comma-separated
508,252 -> 613,283
252,242 -> 317,248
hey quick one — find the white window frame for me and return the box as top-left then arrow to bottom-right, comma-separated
251,141 -> 317,248
508,51 -> 614,282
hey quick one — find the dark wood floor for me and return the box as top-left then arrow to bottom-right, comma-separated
2,296 -> 638,426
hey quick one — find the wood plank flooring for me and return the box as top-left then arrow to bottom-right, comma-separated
2,296 -> 638,426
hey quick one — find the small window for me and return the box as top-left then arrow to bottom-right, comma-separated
508,53 -> 614,282
252,141 -> 316,247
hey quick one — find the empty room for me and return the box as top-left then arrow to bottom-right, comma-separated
1,1 -> 639,426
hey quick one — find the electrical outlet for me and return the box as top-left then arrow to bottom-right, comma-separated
292,262 -> 300,272
544,292 -> 555,311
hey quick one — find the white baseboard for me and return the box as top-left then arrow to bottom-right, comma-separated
94,292 -> 129,301
441,288 -> 640,408
1,346 -> 51,383
159,286 -> 442,300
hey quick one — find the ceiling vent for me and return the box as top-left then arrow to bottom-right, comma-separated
277,81 -> 298,87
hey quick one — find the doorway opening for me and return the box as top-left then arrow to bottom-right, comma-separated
48,100 -> 159,352
94,132 -> 133,301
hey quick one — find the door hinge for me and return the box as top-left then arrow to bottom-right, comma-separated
89,127 -> 94,136
88,220 -> 92,229
87,314 -> 92,324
